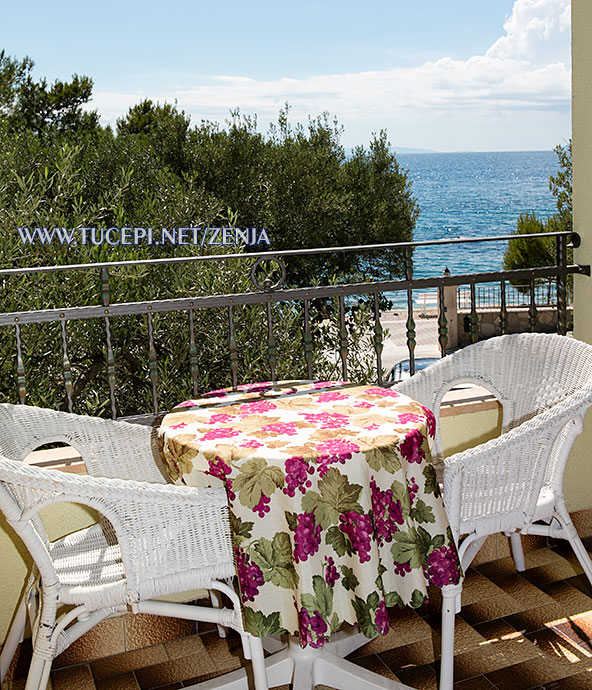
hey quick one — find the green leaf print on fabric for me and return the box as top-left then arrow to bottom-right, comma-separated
301,575 -> 334,620
251,532 -> 299,588
243,609 -> 288,637
233,457 -> 285,509
301,468 -> 363,529
422,463 -> 440,496
230,513 -> 253,544
390,480 -> 411,519
340,566 -> 360,591
364,446 -> 402,473
352,593 -> 379,638
325,525 -> 354,557
410,498 -> 436,524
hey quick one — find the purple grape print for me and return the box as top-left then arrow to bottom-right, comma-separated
283,456 -> 314,497
234,546 -> 264,602
339,510 -> 373,563
423,545 -> 460,588
374,600 -> 390,635
293,512 -> 322,563
324,556 -> 340,587
252,493 -> 271,518
297,606 -> 328,648
370,478 -> 404,545
399,428 -> 425,464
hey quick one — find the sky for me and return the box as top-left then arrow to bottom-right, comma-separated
0,0 -> 571,152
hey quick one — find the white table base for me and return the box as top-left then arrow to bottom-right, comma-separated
185,629 -> 417,690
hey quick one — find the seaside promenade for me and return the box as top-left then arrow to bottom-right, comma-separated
380,309 -> 440,372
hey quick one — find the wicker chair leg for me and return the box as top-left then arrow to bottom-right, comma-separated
209,588 -> 228,638
509,532 -> 526,571
439,583 -> 461,690
0,595 -> 27,682
249,636 -> 268,690
555,502 -> 592,586
24,651 -> 52,690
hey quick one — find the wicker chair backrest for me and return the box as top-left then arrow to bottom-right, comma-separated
395,333 -> 592,466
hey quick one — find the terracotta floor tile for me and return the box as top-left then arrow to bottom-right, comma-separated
564,574 -> 592,598
542,667 -> 592,688
449,644 -> 510,682
348,626 -> 407,656
351,654 -> 400,681
522,561 -> 582,587
525,626 -> 592,670
134,651 -> 218,689
552,617 -> 592,651
460,570 -> 507,607
426,615 -> 487,655
460,592 -> 528,626
54,616 -> 126,667
485,656 -> 573,689
540,581 -> 592,616
493,573 -> 556,609
51,664 -> 95,690
473,619 -> 544,665
525,549 -> 573,569
378,637 -> 437,673
90,646 -> 168,680
200,631 -> 244,673
476,555 -> 521,580
395,663 -> 438,690
124,614 -> 195,652
95,673 -> 139,690
389,606 -> 435,643
164,634 -> 209,661
453,676 -> 498,689
503,602 -> 573,634
570,611 -> 592,640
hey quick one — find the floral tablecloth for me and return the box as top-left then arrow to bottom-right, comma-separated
158,381 -> 461,647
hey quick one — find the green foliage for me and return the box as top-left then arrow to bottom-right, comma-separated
502,141 -> 573,293
0,50 -> 99,137
550,140 -> 572,228
0,52 -> 418,415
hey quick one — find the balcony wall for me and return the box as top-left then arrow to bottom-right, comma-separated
568,0 -> 592,512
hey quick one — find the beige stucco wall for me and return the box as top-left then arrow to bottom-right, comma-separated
566,0 -> 592,512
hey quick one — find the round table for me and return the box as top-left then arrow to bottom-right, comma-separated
159,381 -> 461,690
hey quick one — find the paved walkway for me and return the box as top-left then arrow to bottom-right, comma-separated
380,309 -> 441,371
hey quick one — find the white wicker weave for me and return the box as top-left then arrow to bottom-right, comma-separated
0,405 -> 268,690
395,333 -> 592,579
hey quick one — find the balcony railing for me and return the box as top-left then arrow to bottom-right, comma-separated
0,230 -> 587,421
457,282 -> 559,310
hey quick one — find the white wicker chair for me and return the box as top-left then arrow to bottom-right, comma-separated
395,332 -> 592,580
0,404 -> 268,690
395,333 -> 592,689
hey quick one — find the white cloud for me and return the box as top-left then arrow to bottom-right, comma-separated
89,0 -> 571,149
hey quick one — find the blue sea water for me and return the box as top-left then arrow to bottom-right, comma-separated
384,150 -> 559,307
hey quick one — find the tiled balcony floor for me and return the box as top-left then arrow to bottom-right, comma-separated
4,539 -> 592,690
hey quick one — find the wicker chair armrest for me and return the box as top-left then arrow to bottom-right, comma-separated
2,460 -> 235,599
442,395 -> 590,537
444,387 -> 592,473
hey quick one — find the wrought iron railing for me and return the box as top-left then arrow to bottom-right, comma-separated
0,230 -> 587,420
457,282 -> 558,310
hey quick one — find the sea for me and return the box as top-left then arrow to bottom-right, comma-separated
384,150 -> 559,308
